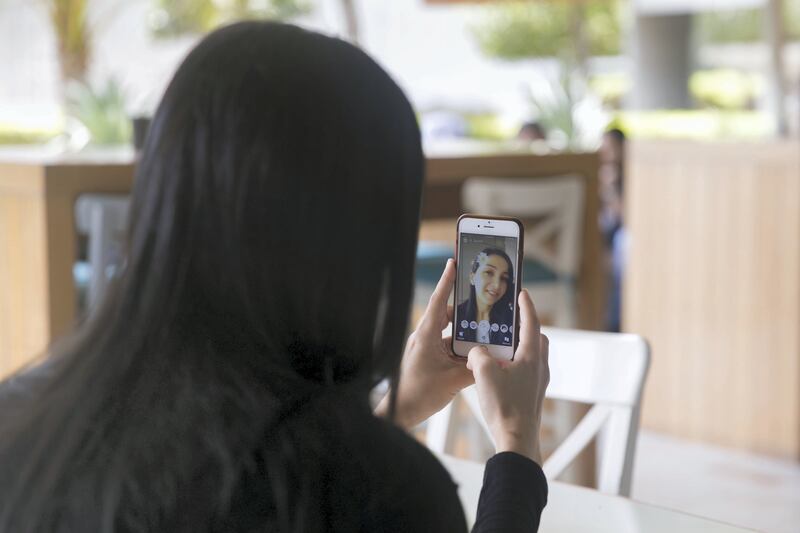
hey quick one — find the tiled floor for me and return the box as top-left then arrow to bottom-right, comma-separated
632,430 -> 800,533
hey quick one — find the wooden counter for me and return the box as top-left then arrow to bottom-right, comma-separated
623,140 -> 800,458
0,150 -> 602,378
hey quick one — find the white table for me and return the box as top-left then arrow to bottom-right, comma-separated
438,454 -> 754,532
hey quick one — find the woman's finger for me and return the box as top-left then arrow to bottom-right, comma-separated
439,304 -> 454,331
440,334 -> 464,361
539,333 -> 549,364
466,345 -> 493,374
420,259 -> 455,334
515,289 -> 541,361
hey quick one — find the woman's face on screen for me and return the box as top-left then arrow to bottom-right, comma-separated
470,254 -> 510,309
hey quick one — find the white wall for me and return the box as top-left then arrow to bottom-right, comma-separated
0,0 -> 197,127
1,0 -> 797,134
0,0 -> 61,127
0,0 -> 556,130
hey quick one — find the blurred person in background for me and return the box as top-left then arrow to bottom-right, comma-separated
420,109 -> 470,143
517,121 -> 547,142
599,128 -> 626,332
0,21 -> 550,533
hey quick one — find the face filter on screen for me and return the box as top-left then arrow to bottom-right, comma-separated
454,234 -> 517,347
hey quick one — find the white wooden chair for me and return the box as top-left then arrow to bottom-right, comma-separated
426,327 -> 651,497
74,194 -> 131,312
462,175 -> 584,328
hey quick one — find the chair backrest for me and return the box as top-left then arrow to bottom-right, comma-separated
74,194 -> 131,311
462,176 -> 585,278
426,327 -> 650,497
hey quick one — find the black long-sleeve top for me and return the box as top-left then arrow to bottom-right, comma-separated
221,406 -> 548,532
474,452 -> 548,531
0,369 -> 548,532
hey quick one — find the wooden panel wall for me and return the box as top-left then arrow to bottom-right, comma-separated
623,140 -> 800,458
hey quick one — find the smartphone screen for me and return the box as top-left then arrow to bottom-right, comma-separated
452,216 -> 522,360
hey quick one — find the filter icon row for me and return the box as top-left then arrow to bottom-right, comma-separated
460,320 -> 509,333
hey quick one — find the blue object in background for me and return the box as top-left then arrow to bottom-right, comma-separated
415,241 -> 454,285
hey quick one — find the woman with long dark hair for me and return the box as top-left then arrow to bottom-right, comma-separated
0,21 -> 549,532
456,248 -> 515,345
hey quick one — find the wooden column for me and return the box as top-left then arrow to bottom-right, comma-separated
0,164 -> 50,375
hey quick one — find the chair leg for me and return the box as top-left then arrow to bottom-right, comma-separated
552,400 -> 582,484
556,282 -> 577,329
426,399 -> 455,453
596,406 -> 635,496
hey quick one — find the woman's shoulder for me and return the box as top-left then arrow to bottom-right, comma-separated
357,412 -> 455,489
232,404 -> 468,532
345,411 -> 468,532
369,413 -> 451,469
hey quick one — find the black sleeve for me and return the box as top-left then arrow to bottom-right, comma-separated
472,452 -> 548,533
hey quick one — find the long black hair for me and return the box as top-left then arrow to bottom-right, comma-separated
459,247 -> 515,325
0,22 -> 422,532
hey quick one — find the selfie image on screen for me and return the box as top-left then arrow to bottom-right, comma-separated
455,233 -> 518,347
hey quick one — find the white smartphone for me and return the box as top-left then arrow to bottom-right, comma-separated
452,214 -> 524,361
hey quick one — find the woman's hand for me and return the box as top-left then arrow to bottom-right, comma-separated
466,289 -> 550,465
375,259 -> 474,429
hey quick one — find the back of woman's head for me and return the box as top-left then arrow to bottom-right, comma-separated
0,21 -> 422,532
130,21 -> 421,387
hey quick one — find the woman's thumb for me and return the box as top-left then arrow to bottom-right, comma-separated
466,345 -> 492,373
